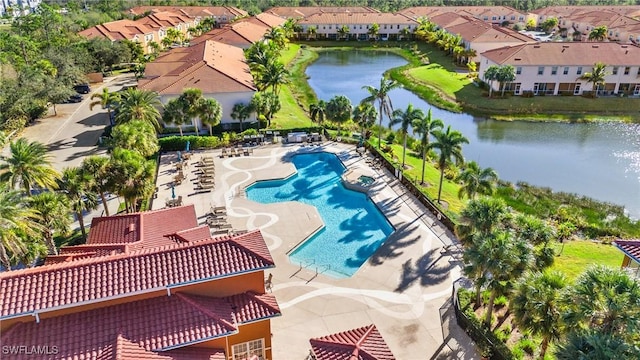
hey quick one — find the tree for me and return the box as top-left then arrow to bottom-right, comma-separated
361,78 -> 400,149
483,65 -> 500,98
430,126 -> 469,203
90,87 -> 120,124
456,197 -> 511,244
555,330 -> 640,360
588,25 -> 608,41
110,148 -> 155,214
110,120 -> 159,158
390,103 -> 423,168
179,88 -> 205,136
512,271 -> 568,359
58,167 -> 98,241
264,26 -> 288,51
199,98 -> 222,136
0,138 -> 60,193
541,17 -> 559,33
0,184 -> 39,270
352,102 -> 377,139
309,100 -> 327,125
257,60 -> 289,96
231,102 -> 253,132
81,156 -> 113,217
162,97 -> 189,136
29,192 -> 71,255
580,62 -> 608,97
412,109 -> 443,185
368,23 -> 380,40
337,25 -> 350,40
254,91 -> 280,127
115,88 -> 162,130
456,161 -> 498,200
326,95 -> 352,133
497,65 -> 516,97
306,25 -> 317,40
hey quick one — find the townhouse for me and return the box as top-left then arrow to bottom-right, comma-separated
613,239 -> 640,279
399,6 -> 528,26
298,12 -> 418,41
136,11 -> 197,47
0,205 -> 280,360
191,13 -> 284,49
128,5 -> 247,25
265,6 -> 379,19
309,324 -> 396,359
479,42 -> 640,96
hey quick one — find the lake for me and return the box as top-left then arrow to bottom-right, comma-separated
306,50 -> 640,218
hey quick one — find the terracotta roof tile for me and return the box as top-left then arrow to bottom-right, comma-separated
1,292 -> 276,359
192,21 -> 269,47
265,7 -> 379,18
0,230 -> 274,319
128,6 -> 247,19
79,20 -> 153,41
247,12 -> 287,28
137,11 -> 193,30
445,19 -> 535,44
399,6 -> 526,21
300,12 -> 416,26
614,240 -> 640,263
310,324 -> 395,360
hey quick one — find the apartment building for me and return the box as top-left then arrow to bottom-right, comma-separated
265,6 -> 379,19
0,205 -> 280,360
128,5 -> 247,25
400,6 -> 528,25
298,12 -> 418,41
479,42 -> 640,96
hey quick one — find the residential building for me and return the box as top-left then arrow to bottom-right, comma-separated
613,240 -> 640,279
128,5 -> 247,25
399,6 -> 527,25
0,0 -> 40,17
135,10 -> 196,45
309,324 -> 396,360
191,20 -> 274,49
78,19 -> 157,53
0,205 -> 280,359
478,42 -> 640,96
265,6 -> 379,19
138,40 -> 256,130
298,12 -> 418,41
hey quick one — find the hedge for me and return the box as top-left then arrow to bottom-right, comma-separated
158,135 -> 225,151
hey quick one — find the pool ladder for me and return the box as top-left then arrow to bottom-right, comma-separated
290,260 -> 330,283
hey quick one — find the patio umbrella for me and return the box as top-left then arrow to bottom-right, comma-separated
171,183 -> 176,199
185,140 -> 190,152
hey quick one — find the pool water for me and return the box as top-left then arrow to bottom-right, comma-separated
246,152 -> 393,278
358,175 -> 375,186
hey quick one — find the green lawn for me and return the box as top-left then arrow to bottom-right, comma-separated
550,240 -> 624,280
405,64 -> 471,99
270,85 -> 313,129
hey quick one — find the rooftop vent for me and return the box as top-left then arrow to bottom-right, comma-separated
533,45 -> 541,48
621,45 -> 628,48
514,58 -> 522,61
592,45 -> 599,48
128,223 -> 136,233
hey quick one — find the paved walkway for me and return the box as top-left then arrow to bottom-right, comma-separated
154,142 -> 479,359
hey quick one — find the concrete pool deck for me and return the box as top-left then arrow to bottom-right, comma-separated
152,142 -> 479,359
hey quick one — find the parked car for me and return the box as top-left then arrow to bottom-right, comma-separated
65,94 -> 83,103
74,84 -> 91,94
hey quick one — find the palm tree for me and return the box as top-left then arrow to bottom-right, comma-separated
483,65 -> 500,98
310,100 -> 327,125
337,25 -> 350,40
462,237 -> 491,308
368,23 -> 380,40
252,91 -> 280,127
115,88 -> 162,131
58,167 -> 98,241
199,98 -> 222,135
180,88 -> 205,136
258,61 -> 289,96
588,25 -> 608,41
0,184 -> 39,270
455,197 -> 511,244
29,192 -> 71,255
580,62 -> 608,97
555,330 -> 640,360
412,109 -> 443,185
456,161 -> 498,200
497,65 -> 516,97
264,26 -> 288,51
430,126 -> 469,203
110,148 -> 155,214
81,156 -> 113,217
110,120 -> 159,158
0,138 -> 60,193
306,26 -> 317,40
361,78 -> 400,149
89,88 -> 120,124
512,271 -> 568,359
390,104 -> 423,168
326,95 -> 352,134
162,98 -> 189,136
231,102 -> 252,132
352,102 -> 377,139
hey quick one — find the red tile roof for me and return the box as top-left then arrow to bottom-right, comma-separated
96,335 -> 225,360
265,7 -> 380,19
128,6 -> 247,20
310,324 -> 395,360
1,292 -> 278,359
192,21 -> 269,48
78,19 -> 154,41
136,11 -> 194,30
299,12 -> 416,26
0,230 -> 274,319
614,240 -> 640,263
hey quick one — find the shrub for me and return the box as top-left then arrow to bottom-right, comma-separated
514,338 -> 536,355
494,325 -> 512,343
494,295 -> 508,308
158,135 -> 225,151
521,90 -> 534,98
385,132 -> 396,144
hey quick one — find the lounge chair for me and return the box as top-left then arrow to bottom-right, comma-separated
243,148 -> 250,156
265,273 -> 273,292
221,148 -> 227,158
211,228 -> 232,236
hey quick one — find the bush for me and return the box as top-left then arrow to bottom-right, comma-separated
514,338 -> 536,355
158,135 -> 225,151
494,295 -> 508,308
494,325 -> 512,343
521,90 -> 534,98
385,132 -> 396,144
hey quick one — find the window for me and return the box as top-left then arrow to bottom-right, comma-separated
551,66 -> 558,75
538,66 -> 544,75
383,25 -> 387,29
637,67 -> 640,75
624,67 -> 630,75
516,67 -> 522,75
233,339 -> 264,360
511,16 -> 515,20
492,16 -> 497,21
577,66 -> 583,75
397,25 -> 400,29
483,16 -> 489,20
613,67 -> 618,75
563,67 -> 569,75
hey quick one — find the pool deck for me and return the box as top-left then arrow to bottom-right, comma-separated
153,142 -> 479,360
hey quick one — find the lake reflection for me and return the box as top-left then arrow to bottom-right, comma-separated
306,50 -> 640,218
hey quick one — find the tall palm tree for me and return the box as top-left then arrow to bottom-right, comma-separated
456,161 -> 498,200
412,109 -> 443,185
326,95 -> 352,134
337,25 -> 350,40
110,148 -> 155,214
29,192 -> 71,255
588,25 -> 608,41
361,78 -> 400,149
497,65 -> 516,97
264,26 -> 288,50
462,237 -> 491,308
0,184 -> 39,270
162,98 -> 189,136
390,103 -> 423,168
251,91 -> 280,127
310,100 -> 327,125
258,61 -> 289,96
89,87 -> 120,124
580,62 -> 608,97
81,156 -> 113,217
352,102 -> 377,139
0,138 -> 60,193
199,98 -> 222,136
430,126 -> 469,203
306,26 -> 317,40
58,167 -> 98,241
115,88 -> 162,130
180,88 -> 205,136
231,102 -> 252,132
483,65 -> 500,98
368,23 -> 380,40
455,197 -> 511,244
110,120 -> 159,158
512,271 -> 568,359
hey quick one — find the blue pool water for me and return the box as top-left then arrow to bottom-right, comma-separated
246,152 -> 394,278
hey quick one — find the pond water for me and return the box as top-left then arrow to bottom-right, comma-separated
306,50 -> 640,218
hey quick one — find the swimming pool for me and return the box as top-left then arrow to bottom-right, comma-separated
246,152 -> 393,278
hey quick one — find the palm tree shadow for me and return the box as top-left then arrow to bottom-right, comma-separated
368,222 -> 420,266
395,248 -> 454,292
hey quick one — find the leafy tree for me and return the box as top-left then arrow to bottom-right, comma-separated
361,78 -> 400,149
352,102 -> 377,139
81,156 -> 113,217
512,271 -> 568,359
541,17 -> 559,33
429,126 -> 469,203
368,23 -> 380,40
555,330 -> 640,360
0,184 -> 39,270
256,60 -> 289,96
115,88 -> 161,130
483,65 -> 500,98
412,109 -> 443,185
251,91 -> 280,127
178,88 -> 204,136
513,214 -> 557,268
245,41 -> 277,74
40,77 -> 76,116
110,120 -> 159,158
306,26 -> 317,40
29,192 -> 71,255
497,65 -> 516,97
456,161 -> 498,200
326,95 -> 352,133
162,97 -> 189,136
337,25 -> 350,40
110,148 -> 155,214
199,98 -> 222,136
231,102 -> 253,132
0,138 -> 60,193
588,25 -> 608,41
58,167 -> 98,241
310,100 -> 327,125
390,103 -> 423,168
580,62 -> 608,97
90,87 -> 120,124
264,26 -> 288,51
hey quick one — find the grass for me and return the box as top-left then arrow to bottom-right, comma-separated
405,63 -> 471,99
550,240 -> 624,281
